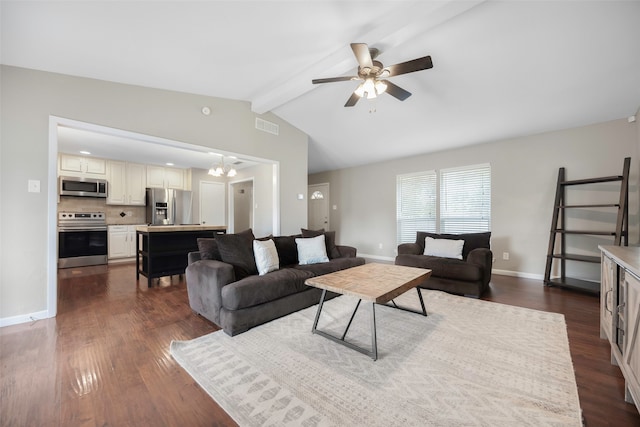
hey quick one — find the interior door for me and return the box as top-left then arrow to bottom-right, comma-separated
308,183 -> 330,230
200,181 -> 225,226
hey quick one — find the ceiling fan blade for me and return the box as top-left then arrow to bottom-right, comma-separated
384,80 -> 412,101
312,76 -> 358,84
350,43 -> 373,71
385,55 -> 433,77
344,91 -> 360,107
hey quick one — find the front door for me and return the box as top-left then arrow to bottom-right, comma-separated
308,183 -> 330,230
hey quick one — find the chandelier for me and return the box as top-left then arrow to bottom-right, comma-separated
208,156 -> 237,177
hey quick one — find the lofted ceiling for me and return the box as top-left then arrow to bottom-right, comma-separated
2,1 -> 640,174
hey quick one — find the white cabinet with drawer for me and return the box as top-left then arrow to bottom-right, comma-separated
108,225 -> 143,259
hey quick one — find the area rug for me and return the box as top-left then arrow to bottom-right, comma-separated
170,290 -> 582,426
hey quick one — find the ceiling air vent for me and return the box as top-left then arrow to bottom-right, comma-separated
255,118 -> 279,136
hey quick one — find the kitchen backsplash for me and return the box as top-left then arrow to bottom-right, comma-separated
58,197 -> 146,225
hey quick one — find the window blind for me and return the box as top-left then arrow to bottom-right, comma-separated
396,171 -> 437,244
439,163 -> 491,233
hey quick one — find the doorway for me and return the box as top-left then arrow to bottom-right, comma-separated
308,183 -> 330,230
229,179 -> 254,233
199,181 -> 226,226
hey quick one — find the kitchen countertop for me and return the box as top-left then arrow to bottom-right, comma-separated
136,224 -> 227,233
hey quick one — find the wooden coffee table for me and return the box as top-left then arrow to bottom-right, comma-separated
305,263 -> 431,360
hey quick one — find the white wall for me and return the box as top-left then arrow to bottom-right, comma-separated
0,65 -> 309,324
232,163 -> 276,237
310,118 -> 639,280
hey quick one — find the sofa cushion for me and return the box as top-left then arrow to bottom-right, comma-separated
423,237 -> 464,259
296,235 -> 329,265
221,268 -> 315,310
215,229 -> 258,279
273,235 -> 299,267
294,256 -> 365,276
302,228 -> 341,259
416,232 -> 491,260
197,238 -> 221,261
396,254 -> 484,282
253,239 -> 279,275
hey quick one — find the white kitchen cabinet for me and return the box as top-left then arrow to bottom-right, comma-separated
127,163 -> 146,205
146,165 -> 185,189
146,165 -> 165,188
106,161 -> 146,205
59,153 -> 106,177
108,225 -> 143,259
107,161 -> 127,205
108,225 -> 129,259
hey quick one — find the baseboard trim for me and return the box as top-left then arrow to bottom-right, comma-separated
492,269 -> 544,280
0,309 -> 52,328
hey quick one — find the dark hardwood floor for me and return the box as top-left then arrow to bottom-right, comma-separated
1,264 -> 639,426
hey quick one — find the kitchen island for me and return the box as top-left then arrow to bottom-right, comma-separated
136,225 -> 226,287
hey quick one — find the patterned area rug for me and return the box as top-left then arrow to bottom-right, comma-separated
171,290 -> 582,426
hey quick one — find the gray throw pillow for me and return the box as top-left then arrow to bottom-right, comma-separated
197,238 -> 221,261
215,229 -> 258,279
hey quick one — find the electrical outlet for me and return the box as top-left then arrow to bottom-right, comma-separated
378,243 -> 383,249
502,252 -> 510,261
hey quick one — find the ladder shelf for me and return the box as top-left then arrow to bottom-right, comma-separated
543,157 -> 630,295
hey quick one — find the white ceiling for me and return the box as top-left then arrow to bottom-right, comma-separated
2,1 -> 640,174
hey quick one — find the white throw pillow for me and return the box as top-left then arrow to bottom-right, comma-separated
295,234 -> 329,265
423,237 -> 464,259
253,239 -> 279,275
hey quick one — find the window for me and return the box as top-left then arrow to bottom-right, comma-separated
440,164 -> 491,233
396,171 -> 437,243
396,163 -> 491,243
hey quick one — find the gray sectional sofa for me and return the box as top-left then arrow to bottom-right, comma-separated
395,231 -> 492,298
186,229 -> 365,336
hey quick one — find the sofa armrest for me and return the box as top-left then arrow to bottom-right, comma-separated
185,260 -> 235,326
467,248 -> 493,286
398,243 -> 422,255
336,245 -> 357,258
188,251 -> 202,264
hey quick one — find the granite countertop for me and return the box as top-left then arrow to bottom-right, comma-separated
136,224 -> 227,233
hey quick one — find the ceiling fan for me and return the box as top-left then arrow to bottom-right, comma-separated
312,43 -> 433,107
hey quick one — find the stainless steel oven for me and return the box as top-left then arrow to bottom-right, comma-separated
58,212 -> 108,268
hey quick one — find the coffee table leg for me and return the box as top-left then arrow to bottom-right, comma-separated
370,302 -> 377,361
387,288 -> 428,317
311,294 -> 378,361
312,289 -> 328,333
341,299 -> 361,340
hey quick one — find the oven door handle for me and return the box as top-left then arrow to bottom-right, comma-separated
58,226 -> 108,232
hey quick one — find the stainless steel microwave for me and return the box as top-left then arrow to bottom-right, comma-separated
59,176 -> 108,198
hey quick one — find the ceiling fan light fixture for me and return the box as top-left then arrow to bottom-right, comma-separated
363,78 -> 377,99
374,80 -> 387,95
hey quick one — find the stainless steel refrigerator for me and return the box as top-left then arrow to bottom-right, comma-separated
145,188 -> 193,225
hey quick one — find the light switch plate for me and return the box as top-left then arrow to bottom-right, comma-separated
28,179 -> 41,193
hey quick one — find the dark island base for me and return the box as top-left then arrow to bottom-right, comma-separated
137,228 -> 225,287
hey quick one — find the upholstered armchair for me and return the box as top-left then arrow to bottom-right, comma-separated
395,231 -> 492,298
